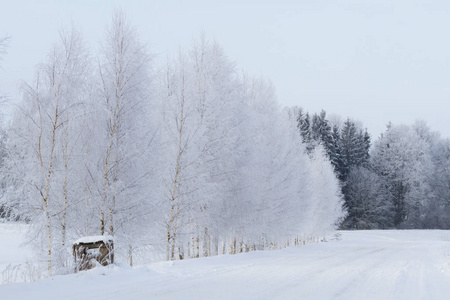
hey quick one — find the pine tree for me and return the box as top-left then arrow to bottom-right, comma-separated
341,166 -> 393,229
330,125 -> 343,175
363,129 -> 371,163
339,119 -> 359,182
309,110 -> 335,161
297,109 -> 312,149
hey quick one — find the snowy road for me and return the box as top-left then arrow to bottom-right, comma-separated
2,230 -> 450,299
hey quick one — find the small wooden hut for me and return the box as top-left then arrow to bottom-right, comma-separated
73,235 -> 114,271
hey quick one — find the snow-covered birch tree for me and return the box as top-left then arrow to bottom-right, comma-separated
6,27 -> 90,274
95,9 -> 153,238
92,10 -> 158,265
159,53 -> 196,260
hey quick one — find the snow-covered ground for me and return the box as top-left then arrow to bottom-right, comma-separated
0,223 -> 34,283
1,227 -> 450,300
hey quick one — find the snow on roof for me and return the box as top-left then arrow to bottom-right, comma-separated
73,235 -> 114,245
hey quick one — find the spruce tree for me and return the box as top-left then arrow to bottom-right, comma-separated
330,125 -> 343,175
297,109 -> 313,152
339,119 -> 359,182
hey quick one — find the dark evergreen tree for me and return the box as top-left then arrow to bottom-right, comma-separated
294,109 -> 378,230
362,129 -> 371,163
318,111 -> 334,158
339,119 -> 359,182
296,110 -> 370,183
297,109 -> 313,152
330,125 -> 343,174
341,166 -> 393,229
309,110 -> 336,162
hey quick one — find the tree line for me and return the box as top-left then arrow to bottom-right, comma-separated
0,11 -> 345,275
294,108 -> 450,230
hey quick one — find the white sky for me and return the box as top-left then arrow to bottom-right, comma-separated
1,0 -> 449,138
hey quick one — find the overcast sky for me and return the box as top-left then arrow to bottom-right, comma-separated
1,0 -> 449,138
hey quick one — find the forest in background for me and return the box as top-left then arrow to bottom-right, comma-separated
294,108 -> 450,230
0,9 -> 449,279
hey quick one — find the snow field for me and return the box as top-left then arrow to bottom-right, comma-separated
1,229 -> 450,299
0,223 -> 34,283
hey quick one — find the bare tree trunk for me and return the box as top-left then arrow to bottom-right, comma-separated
202,227 -> 209,257
166,199 -> 177,261
83,171 -> 90,236
196,235 -> 200,258
170,233 -> 176,261
207,231 -> 211,257
109,123 -> 120,236
217,237 -> 221,256
222,240 -> 226,255
109,197 -> 115,235
170,205 -> 180,260
165,220 -> 173,261
128,245 -> 133,267
100,152 -> 109,236
37,98 -> 60,275
186,240 -> 190,259
178,246 -> 184,260
61,189 -> 67,246
229,237 -> 236,255
61,131 -> 69,247
45,206 -> 52,275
